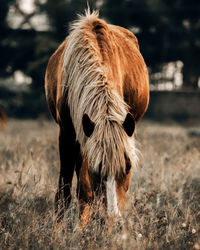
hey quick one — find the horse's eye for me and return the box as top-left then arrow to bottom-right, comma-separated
125,154 -> 132,174
82,114 -> 95,137
126,163 -> 131,174
123,113 -> 135,137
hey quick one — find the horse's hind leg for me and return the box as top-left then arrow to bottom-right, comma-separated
55,127 -> 76,221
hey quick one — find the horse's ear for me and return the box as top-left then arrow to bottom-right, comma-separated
82,114 -> 95,137
123,113 -> 135,137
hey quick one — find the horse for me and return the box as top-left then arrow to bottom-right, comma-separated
45,10 -> 149,225
0,108 -> 8,129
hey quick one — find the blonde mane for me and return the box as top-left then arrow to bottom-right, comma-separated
62,11 -> 138,176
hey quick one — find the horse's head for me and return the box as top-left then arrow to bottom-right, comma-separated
81,112 -> 137,215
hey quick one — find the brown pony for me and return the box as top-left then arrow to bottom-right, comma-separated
0,108 -> 8,129
45,11 -> 149,225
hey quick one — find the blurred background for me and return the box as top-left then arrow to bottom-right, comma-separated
0,0 -> 200,120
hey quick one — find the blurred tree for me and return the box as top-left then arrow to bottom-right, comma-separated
1,0 -> 199,98
42,0 -> 95,41
0,0 -> 13,31
171,0 -> 200,89
28,0 -> 97,91
0,0 -> 15,77
102,0 -> 200,88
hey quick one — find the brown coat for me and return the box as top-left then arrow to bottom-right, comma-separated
45,12 -> 149,225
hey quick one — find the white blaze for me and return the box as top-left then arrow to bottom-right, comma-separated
106,176 -> 121,216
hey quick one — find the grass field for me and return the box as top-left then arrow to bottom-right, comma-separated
0,119 -> 199,249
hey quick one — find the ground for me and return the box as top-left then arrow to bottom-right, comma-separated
0,119 -> 199,249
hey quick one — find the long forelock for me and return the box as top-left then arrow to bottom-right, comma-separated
62,12 -> 138,176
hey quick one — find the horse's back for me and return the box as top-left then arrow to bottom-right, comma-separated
105,24 -> 149,121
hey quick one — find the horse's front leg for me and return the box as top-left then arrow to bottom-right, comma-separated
55,127 -> 77,221
76,155 -> 93,227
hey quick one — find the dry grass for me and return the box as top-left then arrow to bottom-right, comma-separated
0,119 -> 199,249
